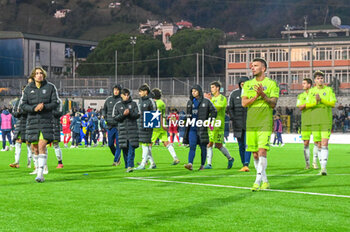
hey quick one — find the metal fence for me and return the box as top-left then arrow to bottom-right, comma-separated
0,75 -> 224,97
0,75 -> 349,97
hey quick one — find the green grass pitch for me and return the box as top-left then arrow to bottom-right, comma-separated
0,142 -> 349,231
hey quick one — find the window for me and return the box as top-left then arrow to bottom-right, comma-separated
291,70 -> 311,84
228,50 -> 247,63
334,46 -> 348,60
314,47 -> 332,61
52,66 -> 63,74
291,48 -> 311,61
35,42 -> 40,57
228,72 -> 248,85
269,71 -> 289,84
335,69 -> 349,83
248,49 -> 268,62
269,49 -> 289,62
165,33 -> 170,43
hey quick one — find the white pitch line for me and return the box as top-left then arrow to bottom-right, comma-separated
139,173 -> 350,179
125,177 -> 350,199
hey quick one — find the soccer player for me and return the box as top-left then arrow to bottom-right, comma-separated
135,84 -> 157,170
21,67 -> 59,183
183,85 -> 217,170
227,76 -> 252,172
114,88 -> 140,173
151,88 -> 180,165
60,112 -> 71,148
9,80 -> 33,169
242,58 -> 279,191
52,98 -> 64,169
168,108 -> 180,145
103,84 -> 122,165
296,78 -> 316,169
204,81 -> 234,169
309,71 -> 336,175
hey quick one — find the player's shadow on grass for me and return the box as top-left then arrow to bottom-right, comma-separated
60,165 -> 121,174
272,175 -> 325,190
122,193 -> 253,230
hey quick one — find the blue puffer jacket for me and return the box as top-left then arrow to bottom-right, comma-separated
70,116 -> 82,134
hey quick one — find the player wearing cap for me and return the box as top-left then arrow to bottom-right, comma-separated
242,58 -> 279,191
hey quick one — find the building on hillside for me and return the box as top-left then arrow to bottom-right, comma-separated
0,31 -> 98,78
54,9 -> 71,18
160,23 -> 178,50
139,20 -> 179,50
108,2 -> 121,8
176,20 -> 193,29
220,28 -> 350,95
139,20 -> 159,34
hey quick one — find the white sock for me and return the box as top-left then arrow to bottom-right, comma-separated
147,146 -> 155,165
167,143 -> 178,160
219,146 -> 232,160
27,144 -> 32,165
313,146 -> 319,164
54,144 -> 62,162
15,142 -> 21,164
37,154 -> 47,179
254,157 -> 263,185
33,155 -> 39,170
304,146 -> 310,166
260,156 -> 268,183
207,147 -> 213,165
254,158 -> 259,170
320,146 -> 328,170
140,145 -> 148,166
45,147 -> 49,171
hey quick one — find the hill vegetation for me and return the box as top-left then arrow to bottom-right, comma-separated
1,0 -> 350,41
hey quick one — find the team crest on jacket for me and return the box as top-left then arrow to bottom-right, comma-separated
323,92 -> 326,96
143,104 -> 146,107
30,90 -> 35,93
128,105 -> 132,109
42,89 -> 47,94
202,103 -> 205,107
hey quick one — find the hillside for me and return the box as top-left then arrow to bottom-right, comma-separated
1,0 -> 350,41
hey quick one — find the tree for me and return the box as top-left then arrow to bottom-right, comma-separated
77,34 -> 165,76
77,29 -> 226,78
169,28 -> 225,77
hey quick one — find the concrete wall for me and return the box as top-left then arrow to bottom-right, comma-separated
24,39 -> 65,76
